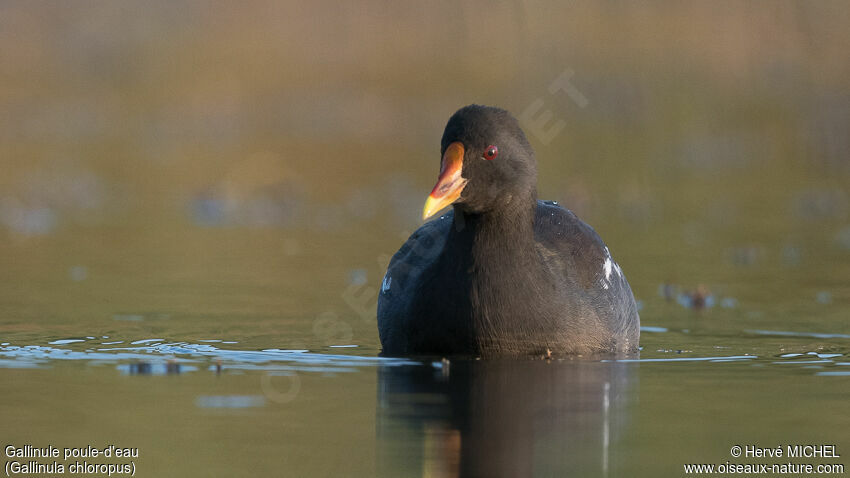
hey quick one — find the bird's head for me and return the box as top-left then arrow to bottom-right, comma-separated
423,105 -> 538,220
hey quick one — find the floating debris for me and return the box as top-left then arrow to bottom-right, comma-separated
677,285 -> 714,310
662,284 -> 736,310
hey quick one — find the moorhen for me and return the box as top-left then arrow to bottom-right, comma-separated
378,105 -> 639,356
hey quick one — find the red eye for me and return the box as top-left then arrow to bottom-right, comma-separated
483,145 -> 498,160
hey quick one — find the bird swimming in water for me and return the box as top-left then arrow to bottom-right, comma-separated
377,105 -> 639,356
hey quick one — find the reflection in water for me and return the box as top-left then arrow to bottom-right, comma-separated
121,360 -> 187,375
377,359 -> 637,478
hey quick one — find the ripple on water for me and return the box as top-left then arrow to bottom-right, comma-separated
196,395 -> 266,408
0,329 -> 848,376
0,337 -> 417,374
746,329 -> 850,339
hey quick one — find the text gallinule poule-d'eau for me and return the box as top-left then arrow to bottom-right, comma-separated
377,105 -> 639,356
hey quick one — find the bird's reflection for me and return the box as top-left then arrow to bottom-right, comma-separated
377,358 -> 637,478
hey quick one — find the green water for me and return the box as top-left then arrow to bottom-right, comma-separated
2,2 -> 850,477
2,210 -> 848,477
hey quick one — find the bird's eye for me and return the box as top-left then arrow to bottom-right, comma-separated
483,145 -> 499,160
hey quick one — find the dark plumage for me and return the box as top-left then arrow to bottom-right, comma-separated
377,105 -> 639,356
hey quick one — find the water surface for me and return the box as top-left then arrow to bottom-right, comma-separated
2,2 -> 850,477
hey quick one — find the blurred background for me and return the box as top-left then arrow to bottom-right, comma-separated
3,3 -> 850,477
1,0 -> 849,344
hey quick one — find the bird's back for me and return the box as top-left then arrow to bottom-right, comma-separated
532,201 -> 639,349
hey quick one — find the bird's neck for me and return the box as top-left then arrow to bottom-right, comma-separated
449,192 -> 540,274
442,193 -> 554,353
